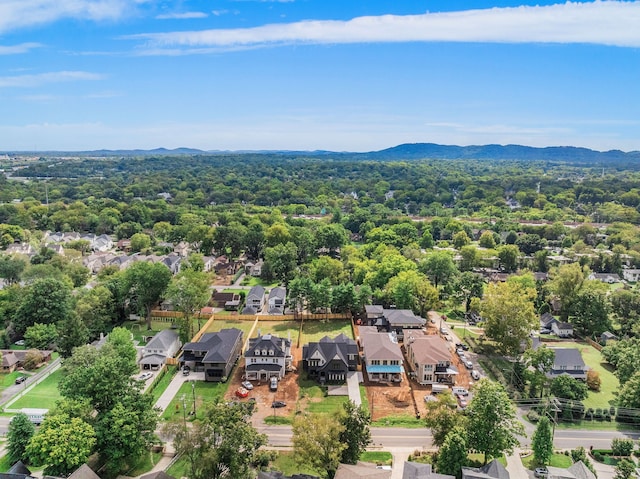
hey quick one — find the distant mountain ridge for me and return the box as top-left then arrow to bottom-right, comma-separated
3,143 -> 640,162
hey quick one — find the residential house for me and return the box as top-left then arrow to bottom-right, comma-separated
174,241 -> 190,257
202,256 -> 217,273
546,461 -> 596,479
4,242 -> 36,257
622,268 -> 640,282
403,462 -> 455,479
588,272 -> 621,283
404,331 -> 458,385
245,259 -> 264,277
212,291 -> 241,311
162,253 -> 182,275
462,459 -> 510,479
268,287 -> 286,315
182,328 -> 243,382
549,348 -> 588,380
334,462 -> 391,479
1,350 -> 52,373
302,333 -> 358,383
245,334 -> 292,381
242,285 -> 265,314
600,331 -> 617,345
360,329 -> 403,383
540,313 -> 573,338
363,306 -> 426,338
66,464 -> 102,479
533,272 -> 550,282
258,473 -> 319,479
4,460 -> 36,479
139,329 -> 182,370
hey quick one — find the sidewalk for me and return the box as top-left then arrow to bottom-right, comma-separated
505,449 -> 530,479
154,371 -> 204,413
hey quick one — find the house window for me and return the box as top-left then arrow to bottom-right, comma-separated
383,360 -> 388,365
424,374 -> 433,382
560,365 -> 567,370
425,364 -> 433,371
371,360 -> 380,366
269,350 -> 274,356
390,360 -> 399,365
251,358 -> 256,363
574,365 -> 582,370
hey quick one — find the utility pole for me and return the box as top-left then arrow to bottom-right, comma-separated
191,381 -> 196,417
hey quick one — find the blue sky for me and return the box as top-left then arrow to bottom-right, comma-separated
1,0 -> 639,152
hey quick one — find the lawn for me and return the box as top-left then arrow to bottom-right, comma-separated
251,320 -> 300,345
148,366 -> 178,404
161,380 -> 230,421
361,451 -> 393,465
371,414 -> 423,428
271,451 -> 318,476
121,451 -> 163,476
123,320 -> 177,344
522,452 -> 573,469
205,318 -> 256,337
300,320 -> 353,343
0,371 -> 32,391
240,276 -> 280,288
10,369 -> 62,410
547,341 -> 618,408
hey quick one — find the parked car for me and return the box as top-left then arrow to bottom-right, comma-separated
241,381 -> 254,390
235,387 -> 249,398
182,366 -> 191,376
139,372 -> 153,381
471,370 -> 481,380
424,395 -> 438,403
455,343 -> 469,351
15,376 -> 27,385
539,328 -> 552,335
14,340 -> 25,346
452,387 -> 469,396
270,377 -> 278,391
457,395 -> 468,409
457,350 -> 466,359
464,359 -> 473,370
271,400 -> 286,408
535,468 -> 549,478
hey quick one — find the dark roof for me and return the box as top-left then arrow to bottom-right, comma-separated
403,462 -> 456,479
540,312 -> 555,326
462,459 -> 510,479
183,328 -> 243,364
246,285 -> 265,301
246,334 -> 291,358
7,462 -> 31,476
365,305 -> 384,316
553,348 -> 586,368
303,334 -> 357,371
246,363 -> 283,372
383,309 -> 426,327
67,465 -> 101,479
145,329 -> 180,351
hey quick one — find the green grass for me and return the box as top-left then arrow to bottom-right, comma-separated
206,319 -> 256,336
360,385 -> 369,411
554,420 -> 640,432
0,371 -> 32,390
221,288 -> 247,295
10,369 -> 62,410
372,414 -> 423,428
161,380 -> 230,421
123,320 -> 177,344
468,453 -> 507,467
546,341 -> 618,408
307,395 -> 349,414
271,451 -> 318,476
148,366 -> 177,404
167,457 -> 190,479
301,320 -> 353,343
522,452 -> 573,469
121,451 -> 163,476
240,277 -> 280,287
251,321 -> 300,345
0,454 -> 13,472
264,415 -> 292,425
361,451 -> 392,465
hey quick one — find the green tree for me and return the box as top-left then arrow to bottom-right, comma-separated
0,255 -> 26,285
568,290 -> 610,338
614,459 -> 636,479
27,413 -> 96,476
466,379 -> 524,464
57,313 -> 90,358
420,252 -> 458,289
167,401 -> 267,479
263,242 -> 298,283
7,412 -> 35,464
166,268 -> 211,342
453,272 -> 485,312
339,400 -> 372,465
423,393 -> 465,447
384,270 -> 439,316
479,231 -> 497,249
618,370 -> 640,408
480,281 -> 537,356
570,447 -> 596,477
548,263 -> 585,320
309,255 -> 344,284
549,375 -> 588,401
13,277 -> 72,335
124,261 -> 172,329
523,345 -> 555,397
459,246 -> 479,272
497,245 -> 520,273
610,289 -> 640,337
24,322 -> 59,350
292,413 -> 346,479
437,426 -> 468,479
74,285 -> 115,340
532,415 -> 554,466
611,438 -> 634,457
316,223 -> 349,253
129,232 -> 151,252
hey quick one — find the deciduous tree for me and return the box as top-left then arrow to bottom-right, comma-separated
339,400 -> 371,465
423,393 -> 465,447
166,268 -> 211,342
466,379 -> 524,464
532,415 -> 553,466
437,426 -> 468,479
292,413 -> 346,479
124,261 -> 172,329
7,412 -> 35,464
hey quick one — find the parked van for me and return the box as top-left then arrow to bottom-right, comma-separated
452,387 -> 469,396
270,377 -> 278,391
21,408 -> 48,425
431,384 -> 450,394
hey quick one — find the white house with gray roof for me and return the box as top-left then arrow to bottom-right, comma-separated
268,287 -> 286,315
139,329 -> 181,370
245,333 -> 292,380
360,328 -> 403,383
243,285 -> 265,314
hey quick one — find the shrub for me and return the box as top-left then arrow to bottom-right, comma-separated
586,370 -> 601,391
612,438 -> 634,457
593,451 -> 604,462
527,410 -> 540,422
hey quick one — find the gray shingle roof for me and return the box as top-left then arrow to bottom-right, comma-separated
183,328 -> 242,363
145,329 -> 180,351
462,459 -> 510,479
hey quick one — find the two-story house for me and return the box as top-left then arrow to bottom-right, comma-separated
363,306 -> 426,338
245,334 -> 292,381
405,332 -> 457,385
242,285 -> 266,314
548,348 -> 588,380
268,287 -> 286,315
302,333 -> 358,383
139,329 -> 181,370
360,328 -> 403,383
182,328 -> 243,382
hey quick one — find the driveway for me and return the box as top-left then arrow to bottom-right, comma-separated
154,370 -> 205,412
505,449 -> 530,479
346,371 -> 362,406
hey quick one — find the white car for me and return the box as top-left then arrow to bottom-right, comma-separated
139,372 -> 153,381
471,370 -> 481,380
241,381 -> 254,390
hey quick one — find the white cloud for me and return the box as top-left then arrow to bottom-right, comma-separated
0,71 -> 104,88
0,0 -> 136,34
0,43 -> 42,55
129,1 -> 640,52
156,11 -> 208,20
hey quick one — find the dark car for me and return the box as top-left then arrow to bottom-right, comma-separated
15,376 -> 27,384
271,401 -> 287,408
